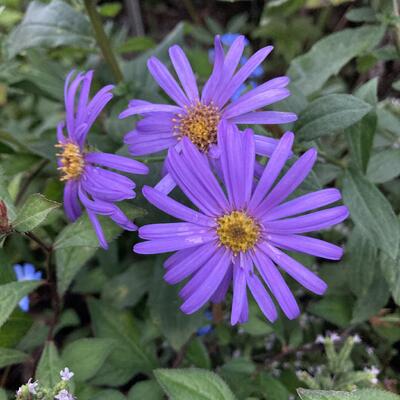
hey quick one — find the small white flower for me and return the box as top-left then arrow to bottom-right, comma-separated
60,367 -> 74,381
16,387 -> 23,397
55,389 -> 75,400
27,378 -> 38,395
364,366 -> 380,384
315,334 -> 325,344
367,346 -> 374,356
330,332 -> 341,342
353,334 -> 362,343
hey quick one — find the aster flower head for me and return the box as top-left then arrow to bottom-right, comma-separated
57,70 -> 149,249
13,263 -> 42,312
121,35 -> 297,163
134,122 -> 349,324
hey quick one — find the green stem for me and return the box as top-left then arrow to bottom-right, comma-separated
84,0 -> 124,83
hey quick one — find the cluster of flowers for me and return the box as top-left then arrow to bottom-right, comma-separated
16,368 -> 74,400
52,34 -> 348,325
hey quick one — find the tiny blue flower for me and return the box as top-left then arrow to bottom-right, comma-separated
197,310 -> 213,336
13,263 -> 42,312
221,33 -> 249,47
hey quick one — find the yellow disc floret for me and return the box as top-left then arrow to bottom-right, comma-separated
217,211 -> 260,254
56,142 -> 85,181
173,102 -> 220,152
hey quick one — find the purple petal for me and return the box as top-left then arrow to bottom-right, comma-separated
136,114 -> 174,133
109,205 -> 137,231
87,210 -> 108,249
119,102 -> 182,119
125,130 -> 177,156
147,56 -> 189,107
231,111 -> 297,125
78,186 -> 115,215
264,188 -> 342,221
265,206 -> 349,234
64,180 -> 82,221
252,248 -> 300,319
254,135 -> 281,157
210,264 -> 232,303
85,152 -> 148,175
142,186 -> 214,227
261,243 -> 327,295
249,132 -> 294,211
139,222 -> 212,240
231,261 -> 247,325
169,45 -> 199,103
65,72 -> 84,139
154,173 -> 177,195
254,148 -> 317,218
164,242 -> 216,284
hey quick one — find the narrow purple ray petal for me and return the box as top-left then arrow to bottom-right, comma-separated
265,206 -> 349,234
63,180 -> 81,221
231,111 -> 297,125
210,264 -> 232,303
119,103 -> 182,119
264,188 -> 342,221
217,46 -> 273,108
249,132 -> 294,211
231,261 -> 247,325
57,122 -> 66,144
164,246 -> 196,269
169,45 -> 199,103
223,89 -> 290,119
147,56 -> 189,107
154,173 -> 176,195
77,186 -> 115,215
202,35 -> 224,104
65,72 -> 84,138
136,114 -> 174,132
134,232 -> 216,254
164,242 -> 217,284
267,233 -> 343,260
252,248 -> 300,319
76,70 -> 93,124
109,205 -> 137,231
255,148 -> 317,218
180,248 -> 231,314
125,132 -> 177,156
87,210 -> 108,249
239,292 -> 249,323
247,273 -> 278,323
85,152 -> 149,174
139,222 -> 212,240
142,186 -> 215,227
262,243 -> 327,295
254,135 -> 281,157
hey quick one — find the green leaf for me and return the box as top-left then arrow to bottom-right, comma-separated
343,168 -> 400,259
36,341 -> 63,387
117,36 -> 156,54
0,347 -> 28,368
288,25 -> 385,96
54,206 -> 145,249
346,7 -> 377,22
101,261 -> 154,309
367,149 -> 400,183
308,295 -> 353,327
128,380 -> 164,400
381,240 -> 400,306
186,338 -> 212,370
0,309 -> 33,348
295,94 -> 372,141
0,388 -> 6,400
154,368 -> 236,400
88,298 -> 156,373
149,258 -> 204,351
61,338 -> 116,382
13,193 -> 60,232
98,2 -> 122,17
0,167 -> 16,220
0,280 -> 41,328
257,372 -> 290,400
6,0 -> 94,58
297,388 -> 400,400
92,390 -> 126,400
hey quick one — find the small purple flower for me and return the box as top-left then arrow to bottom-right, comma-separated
121,35 -> 296,161
60,367 -> 74,381
55,389 -> 75,400
134,122 -> 348,325
13,263 -> 42,312
57,71 -> 149,249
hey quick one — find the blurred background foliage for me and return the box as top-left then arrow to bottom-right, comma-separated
0,0 -> 400,399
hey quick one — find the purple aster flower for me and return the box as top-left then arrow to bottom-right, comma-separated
120,35 -> 297,167
57,71 -> 149,249
134,122 -> 349,325
14,263 -> 42,312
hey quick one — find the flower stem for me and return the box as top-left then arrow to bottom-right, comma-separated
84,0 -> 124,83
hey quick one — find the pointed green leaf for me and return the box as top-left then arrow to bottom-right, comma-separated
0,348 -> 28,368
36,341 -> 63,387
298,388 -> 400,400
367,148 -> 400,183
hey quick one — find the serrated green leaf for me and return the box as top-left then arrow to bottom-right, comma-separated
149,258 -> 204,351
36,341 -> 63,387
367,148 -> 400,183
343,168 -> 400,259
0,347 -> 28,368
87,298 -> 156,373
13,193 -> 60,232
0,280 -> 41,328
61,338 -> 116,382
297,388 -> 400,400
288,25 -> 385,96
295,94 -> 372,141
128,380 -> 164,400
6,0 -> 94,58
154,368 -> 236,400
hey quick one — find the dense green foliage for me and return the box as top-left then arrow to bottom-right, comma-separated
1,0 -> 400,399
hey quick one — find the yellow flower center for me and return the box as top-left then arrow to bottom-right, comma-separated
217,211 -> 260,254
174,102 -> 220,152
56,142 -> 85,181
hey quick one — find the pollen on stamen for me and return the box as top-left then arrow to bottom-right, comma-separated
217,211 -> 260,254
173,101 -> 220,152
55,142 -> 85,181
